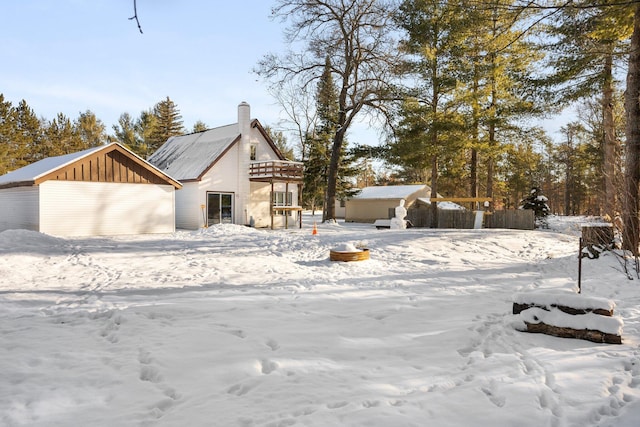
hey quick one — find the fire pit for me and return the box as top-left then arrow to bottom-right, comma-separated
329,243 -> 370,262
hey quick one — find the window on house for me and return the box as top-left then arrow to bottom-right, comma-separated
272,191 -> 293,216
250,144 -> 257,161
340,199 -> 346,208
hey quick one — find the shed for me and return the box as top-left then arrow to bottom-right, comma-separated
345,184 -> 431,223
0,143 -> 182,236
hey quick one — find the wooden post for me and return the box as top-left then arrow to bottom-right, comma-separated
578,237 -> 583,294
285,182 -> 289,229
270,180 -> 274,230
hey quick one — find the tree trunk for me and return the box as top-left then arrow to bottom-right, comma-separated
325,130 -> 345,222
470,71 -> 479,207
603,49 -> 617,220
623,6 -> 640,255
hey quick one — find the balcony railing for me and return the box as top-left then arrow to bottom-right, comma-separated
249,160 -> 304,181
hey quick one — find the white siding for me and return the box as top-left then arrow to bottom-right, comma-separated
248,182 -> 300,228
0,186 -> 39,232
175,182 -> 203,229
249,182 -> 272,227
172,125 -> 299,229
39,181 -> 175,236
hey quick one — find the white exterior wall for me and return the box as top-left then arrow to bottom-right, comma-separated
172,113 -> 299,230
0,186 -> 40,232
174,182 -> 203,229
248,182 -> 300,228
39,181 -> 176,236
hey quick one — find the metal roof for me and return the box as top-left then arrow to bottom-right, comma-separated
352,184 -> 429,199
0,145 -> 105,186
147,123 -> 240,181
0,143 -> 181,189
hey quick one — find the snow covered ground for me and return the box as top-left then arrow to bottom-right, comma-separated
1,215 -> 640,426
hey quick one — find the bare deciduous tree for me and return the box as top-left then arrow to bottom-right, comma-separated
256,0 -> 401,221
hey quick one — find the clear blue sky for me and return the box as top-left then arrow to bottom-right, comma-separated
1,1 -> 292,135
1,0 -> 568,150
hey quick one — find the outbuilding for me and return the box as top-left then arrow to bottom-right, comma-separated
0,143 -> 182,236
345,184 -> 431,223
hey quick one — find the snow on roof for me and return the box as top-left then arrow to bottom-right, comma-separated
352,184 -> 428,199
416,197 -> 465,210
148,123 -> 240,181
0,144 -> 108,186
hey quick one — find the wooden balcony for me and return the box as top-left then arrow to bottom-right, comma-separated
249,160 -> 304,182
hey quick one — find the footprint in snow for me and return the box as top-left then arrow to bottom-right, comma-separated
265,338 -> 280,351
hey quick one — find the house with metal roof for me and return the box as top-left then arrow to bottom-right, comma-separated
0,143 -> 182,236
148,102 -> 303,229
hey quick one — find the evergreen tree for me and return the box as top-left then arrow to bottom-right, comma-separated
622,4 -> 640,254
303,57 -> 336,217
520,187 -> 550,228
75,110 -> 107,149
44,113 -> 81,157
302,56 -> 359,220
463,1 -> 544,202
303,131 -> 329,214
14,99 -> 43,165
264,126 -> 295,160
546,1 -> 633,219
149,96 -> 184,158
135,109 -> 158,158
502,128 -> 549,209
394,0 -> 469,226
0,94 -> 16,175
192,120 -> 208,133
112,112 -> 139,153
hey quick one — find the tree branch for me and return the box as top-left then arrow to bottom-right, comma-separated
129,0 -> 143,34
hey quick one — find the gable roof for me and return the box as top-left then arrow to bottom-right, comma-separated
351,184 -> 429,200
148,119 -> 285,182
0,143 -> 182,189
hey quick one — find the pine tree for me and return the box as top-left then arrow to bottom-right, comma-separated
75,110 -> 107,149
302,56 -> 358,220
464,1 -> 544,202
149,96 -> 184,158
546,1 -> 633,219
303,56 -> 336,217
192,120 -> 208,133
112,112 -> 140,153
14,99 -> 43,165
44,113 -> 81,157
0,94 -> 16,175
502,128 -> 549,209
394,0 -> 469,226
136,109 -> 158,158
264,126 -> 295,160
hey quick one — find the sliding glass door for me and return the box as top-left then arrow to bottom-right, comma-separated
207,192 -> 233,225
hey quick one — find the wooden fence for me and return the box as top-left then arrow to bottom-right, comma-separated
404,208 -> 534,230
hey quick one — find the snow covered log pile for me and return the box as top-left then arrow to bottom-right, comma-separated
512,291 -> 623,344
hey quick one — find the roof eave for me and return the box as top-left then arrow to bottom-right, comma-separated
0,181 -> 36,190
